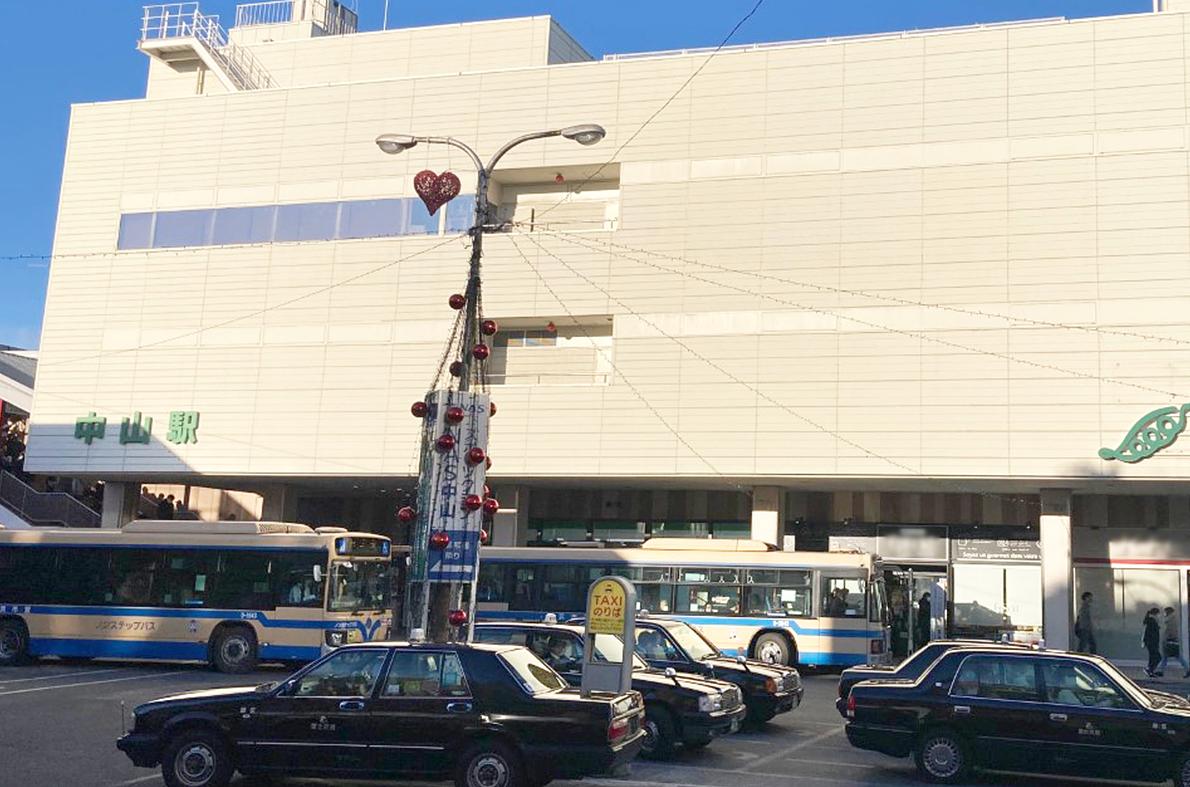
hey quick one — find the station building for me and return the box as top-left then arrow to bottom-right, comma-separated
25,0 -> 1190,662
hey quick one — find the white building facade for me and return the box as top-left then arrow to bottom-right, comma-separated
26,0 -> 1190,660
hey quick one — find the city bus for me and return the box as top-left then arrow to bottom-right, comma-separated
476,539 -> 889,667
0,520 -> 399,672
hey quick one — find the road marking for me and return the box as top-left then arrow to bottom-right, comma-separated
0,670 -> 188,697
0,667 -> 129,685
739,726 -> 843,772
114,774 -> 162,786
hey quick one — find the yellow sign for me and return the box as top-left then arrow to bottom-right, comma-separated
587,578 -> 628,635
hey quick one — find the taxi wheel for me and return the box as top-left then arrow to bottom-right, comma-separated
639,706 -> 677,760
913,730 -> 969,784
0,620 -> 29,666
211,627 -> 258,674
161,729 -> 233,787
456,741 -> 525,787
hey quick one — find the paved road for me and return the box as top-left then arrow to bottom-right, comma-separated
0,660 -> 1151,787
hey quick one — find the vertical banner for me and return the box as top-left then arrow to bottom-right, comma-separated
409,389 -> 490,584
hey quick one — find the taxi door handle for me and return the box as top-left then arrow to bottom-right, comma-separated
447,702 -> 473,714
953,706 -> 971,715
1049,713 -> 1068,722
339,700 -> 365,711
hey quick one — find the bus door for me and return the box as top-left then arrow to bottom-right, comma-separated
886,568 -> 948,658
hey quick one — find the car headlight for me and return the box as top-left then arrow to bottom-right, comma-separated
698,693 -> 724,713
764,676 -> 779,694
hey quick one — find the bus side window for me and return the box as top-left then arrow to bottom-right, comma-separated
108,550 -> 158,606
477,563 -> 507,603
821,576 -> 866,618
512,566 -> 537,610
52,547 -> 109,605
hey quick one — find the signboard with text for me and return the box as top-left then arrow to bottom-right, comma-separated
581,576 -> 636,696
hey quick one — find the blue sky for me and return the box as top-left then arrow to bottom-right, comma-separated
0,0 -> 1147,349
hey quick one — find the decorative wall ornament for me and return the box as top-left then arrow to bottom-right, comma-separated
1098,404 -> 1190,463
413,170 -> 461,215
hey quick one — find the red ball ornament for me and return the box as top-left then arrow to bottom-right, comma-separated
397,506 -> 416,523
483,497 -> 500,515
448,609 -> 468,627
481,319 -> 498,336
545,321 -> 557,333
449,361 -> 464,377
472,344 -> 490,361
429,530 -> 451,550
489,401 -> 497,417
445,406 -> 465,424
464,494 -> 483,511
436,433 -> 456,452
467,447 -> 486,465
410,401 -> 428,418
448,293 -> 466,310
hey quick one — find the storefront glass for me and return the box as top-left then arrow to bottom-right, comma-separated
1073,567 -> 1182,662
952,564 -> 1042,639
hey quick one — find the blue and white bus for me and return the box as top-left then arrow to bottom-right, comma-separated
0,520 -> 398,672
476,539 -> 889,667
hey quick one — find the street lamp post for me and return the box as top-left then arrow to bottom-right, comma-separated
376,124 -> 606,642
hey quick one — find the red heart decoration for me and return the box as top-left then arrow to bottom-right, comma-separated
413,170 -> 462,215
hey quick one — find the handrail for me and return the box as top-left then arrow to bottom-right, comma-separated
0,471 -> 100,528
235,0 -> 293,27
140,3 -> 274,90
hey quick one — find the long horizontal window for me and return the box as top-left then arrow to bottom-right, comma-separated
117,195 -> 476,250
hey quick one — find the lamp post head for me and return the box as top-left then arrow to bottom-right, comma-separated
560,124 -> 606,146
375,133 -> 418,154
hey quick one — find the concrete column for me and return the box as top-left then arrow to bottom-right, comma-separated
491,486 -> 530,547
750,486 -> 784,546
260,484 -> 299,522
1040,488 -> 1073,650
101,482 -> 139,529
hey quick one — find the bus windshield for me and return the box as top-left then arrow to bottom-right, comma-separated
328,560 -> 391,612
667,622 -> 720,660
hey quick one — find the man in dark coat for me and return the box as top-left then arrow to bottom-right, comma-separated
1144,607 -> 1162,677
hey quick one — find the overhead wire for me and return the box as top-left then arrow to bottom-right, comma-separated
522,227 -> 1190,402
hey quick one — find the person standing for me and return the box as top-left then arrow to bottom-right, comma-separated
1157,606 -> 1189,678
1144,607 -> 1162,678
915,592 -> 932,647
1075,592 -> 1096,654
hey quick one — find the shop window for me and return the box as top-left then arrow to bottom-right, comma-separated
821,576 -> 865,618
952,564 -> 1041,635
1073,566 -> 1181,662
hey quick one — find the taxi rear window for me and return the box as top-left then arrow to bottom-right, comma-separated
499,647 -> 569,695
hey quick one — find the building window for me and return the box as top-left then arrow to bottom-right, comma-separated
115,194 -> 476,250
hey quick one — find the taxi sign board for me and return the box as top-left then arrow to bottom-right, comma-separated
580,575 -> 637,695
587,578 -> 628,635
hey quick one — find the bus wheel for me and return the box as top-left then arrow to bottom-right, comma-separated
753,633 -> 791,666
211,627 -> 258,674
0,620 -> 29,666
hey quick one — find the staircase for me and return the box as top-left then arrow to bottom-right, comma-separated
140,3 -> 275,91
0,471 -> 100,528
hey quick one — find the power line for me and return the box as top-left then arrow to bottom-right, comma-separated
534,0 -> 767,222
507,233 -> 749,495
528,228 -> 1190,402
525,227 -> 1190,352
39,234 -> 465,369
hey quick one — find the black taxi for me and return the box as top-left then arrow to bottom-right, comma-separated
474,621 -> 746,759
117,642 -> 644,787
845,645 -> 1190,785
627,616 -> 802,722
836,639 -> 1033,716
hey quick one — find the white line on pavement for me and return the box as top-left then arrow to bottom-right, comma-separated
114,774 -> 161,786
739,726 -> 843,772
0,667 -> 129,684
0,670 -> 188,697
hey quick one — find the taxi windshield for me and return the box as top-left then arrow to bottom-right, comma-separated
592,634 -> 649,670
328,560 -> 391,612
666,623 -> 719,661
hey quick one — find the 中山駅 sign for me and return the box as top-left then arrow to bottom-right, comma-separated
73,410 -> 200,446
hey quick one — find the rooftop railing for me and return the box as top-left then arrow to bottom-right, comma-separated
234,0 -> 357,35
141,3 -> 275,90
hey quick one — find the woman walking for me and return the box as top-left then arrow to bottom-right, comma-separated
1144,607 -> 1162,677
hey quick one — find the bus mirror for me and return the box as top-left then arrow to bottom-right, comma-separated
313,565 -> 323,583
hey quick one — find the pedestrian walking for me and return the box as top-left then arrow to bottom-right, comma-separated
1157,606 -> 1189,678
1075,591 -> 1096,654
1144,607 -> 1162,677
915,592 -> 932,646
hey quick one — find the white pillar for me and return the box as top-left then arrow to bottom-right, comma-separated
1040,488 -> 1073,650
491,486 -> 530,547
750,486 -> 784,546
100,482 -> 138,529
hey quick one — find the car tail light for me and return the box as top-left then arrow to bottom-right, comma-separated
869,638 -> 885,655
846,693 -> 857,718
608,716 -> 630,743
